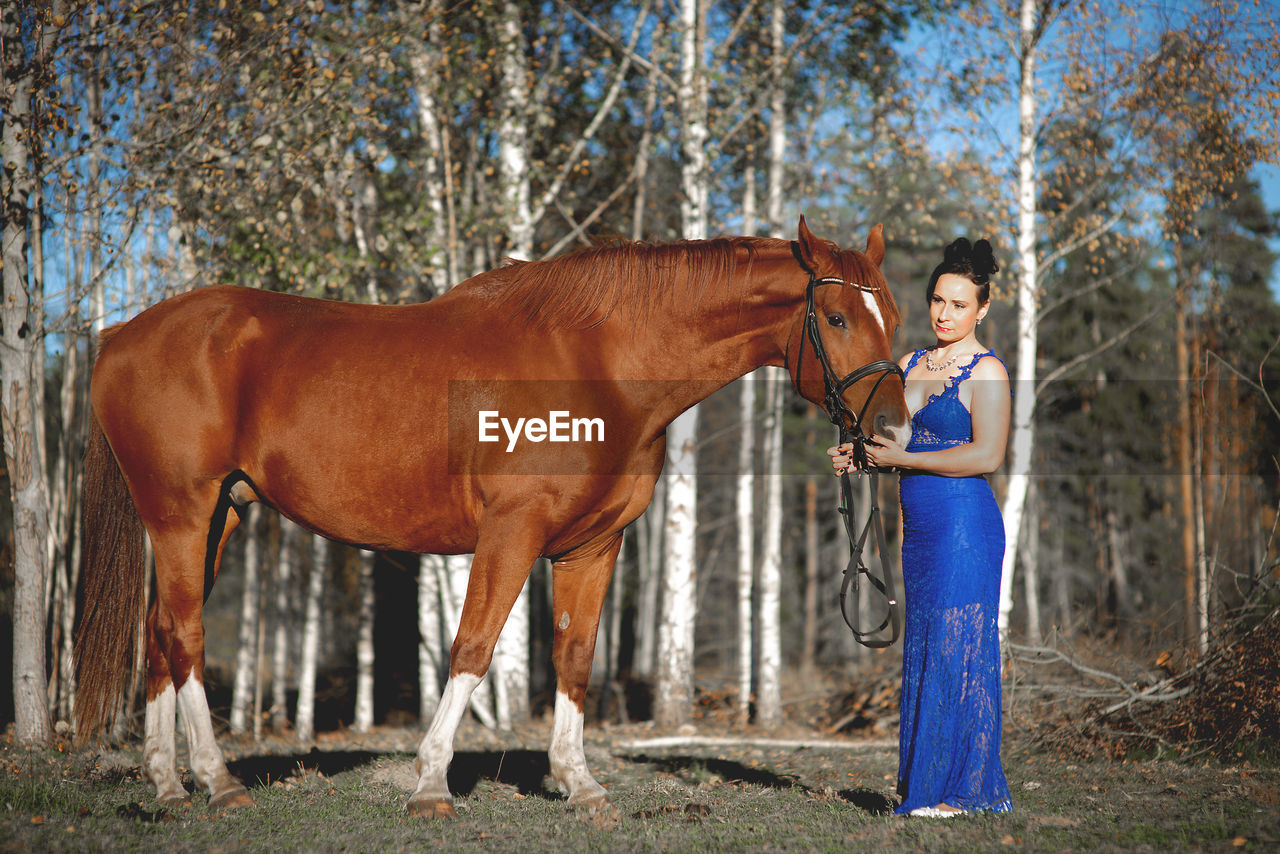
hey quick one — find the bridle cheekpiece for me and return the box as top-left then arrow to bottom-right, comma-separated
795,270 -> 905,649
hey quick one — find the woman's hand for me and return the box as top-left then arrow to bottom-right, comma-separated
826,442 -> 858,476
864,432 -> 911,470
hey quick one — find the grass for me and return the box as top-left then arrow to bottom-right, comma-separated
2,727 -> 1277,852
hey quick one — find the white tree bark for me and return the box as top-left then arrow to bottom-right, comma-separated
657,410 -> 699,728
417,553 -> 444,721
294,534 -> 329,743
754,0 -> 788,728
498,0 -> 533,258
271,517 -> 301,732
354,550 -> 376,732
656,0 -> 707,730
230,504 -> 262,734
998,0 -> 1042,643
0,0 -> 61,745
491,4 -> 533,727
756,368 -> 785,727
735,164 -> 758,725
406,0 -> 453,293
736,362 -> 756,726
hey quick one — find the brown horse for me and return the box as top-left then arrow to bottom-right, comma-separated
74,217 -> 908,821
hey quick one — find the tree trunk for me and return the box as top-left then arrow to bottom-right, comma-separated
406,0 -> 453,294
802,406 -> 820,674
1174,256 -> 1197,646
271,517 -> 301,732
230,504 -> 263,734
753,0 -> 789,729
998,0 -> 1042,645
295,534 -> 329,743
656,0 -> 707,730
656,410 -> 698,728
492,23 -> 532,706
354,550 -> 376,732
756,368 -> 785,727
736,364 -> 756,725
0,0 -> 60,745
1023,479 -> 1042,642
418,553 -> 445,721
736,164 -> 758,726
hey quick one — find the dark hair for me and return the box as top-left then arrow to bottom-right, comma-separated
926,237 -> 998,304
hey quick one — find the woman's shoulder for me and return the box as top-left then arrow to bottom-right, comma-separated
971,351 -> 1010,382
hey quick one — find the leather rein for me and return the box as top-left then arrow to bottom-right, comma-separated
795,272 -> 904,649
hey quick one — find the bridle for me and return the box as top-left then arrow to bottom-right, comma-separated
795,271 -> 904,649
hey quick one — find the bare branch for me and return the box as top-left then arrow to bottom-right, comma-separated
1035,298 -> 1173,396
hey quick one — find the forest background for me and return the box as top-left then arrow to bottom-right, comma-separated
2,0 -> 1279,752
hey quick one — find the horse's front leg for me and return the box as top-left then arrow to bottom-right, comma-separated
548,532 -> 624,826
407,672 -> 481,818
407,527 -> 540,819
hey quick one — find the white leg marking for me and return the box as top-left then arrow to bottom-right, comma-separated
411,672 -> 481,805
143,684 -> 186,804
548,690 -> 607,806
176,678 -> 245,803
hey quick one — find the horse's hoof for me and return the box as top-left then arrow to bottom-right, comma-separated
155,789 -> 190,809
572,794 -> 620,830
406,796 -> 457,819
208,786 -> 255,811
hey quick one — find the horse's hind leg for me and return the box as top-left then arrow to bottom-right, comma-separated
145,495 -> 253,810
142,602 -> 188,806
548,532 -> 624,825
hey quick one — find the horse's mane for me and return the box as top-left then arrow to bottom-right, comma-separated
486,236 -> 792,331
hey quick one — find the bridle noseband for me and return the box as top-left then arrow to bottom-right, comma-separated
795,272 -> 904,649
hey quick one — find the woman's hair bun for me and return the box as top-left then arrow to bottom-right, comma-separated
944,237 -> 973,265
927,236 -> 999,302
972,239 -> 999,278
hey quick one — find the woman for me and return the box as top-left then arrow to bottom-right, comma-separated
830,237 -> 1012,817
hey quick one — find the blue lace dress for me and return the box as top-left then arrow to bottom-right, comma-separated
894,349 -> 1012,815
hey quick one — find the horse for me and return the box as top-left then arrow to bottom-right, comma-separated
74,216 -> 909,822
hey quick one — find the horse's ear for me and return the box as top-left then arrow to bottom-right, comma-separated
865,224 -> 885,268
796,216 -> 833,272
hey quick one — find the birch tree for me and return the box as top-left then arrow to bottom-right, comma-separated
295,535 -> 329,744
354,550 -> 376,732
0,0 -> 66,745
996,0 -> 1050,641
655,0 -> 707,729
272,518 -> 302,732
230,505 -> 263,734
754,0 -> 790,729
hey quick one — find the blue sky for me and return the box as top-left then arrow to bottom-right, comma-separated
1257,161 -> 1280,298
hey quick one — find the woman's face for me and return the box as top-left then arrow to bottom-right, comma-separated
930,273 -> 989,345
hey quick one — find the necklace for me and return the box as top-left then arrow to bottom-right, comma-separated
925,348 -> 961,372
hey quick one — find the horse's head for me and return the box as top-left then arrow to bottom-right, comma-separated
787,217 -> 910,448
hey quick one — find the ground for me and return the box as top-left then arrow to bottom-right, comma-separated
1,704 -> 1277,853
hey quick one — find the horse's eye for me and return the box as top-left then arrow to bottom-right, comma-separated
827,313 -> 847,329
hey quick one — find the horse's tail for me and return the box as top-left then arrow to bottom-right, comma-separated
74,333 -> 147,742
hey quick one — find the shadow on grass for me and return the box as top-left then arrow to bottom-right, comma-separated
622,754 -> 895,815
228,749 -> 556,799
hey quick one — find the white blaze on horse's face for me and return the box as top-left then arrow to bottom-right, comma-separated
860,287 -> 887,338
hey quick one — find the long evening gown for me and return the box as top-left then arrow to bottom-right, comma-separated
894,348 -> 1013,815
